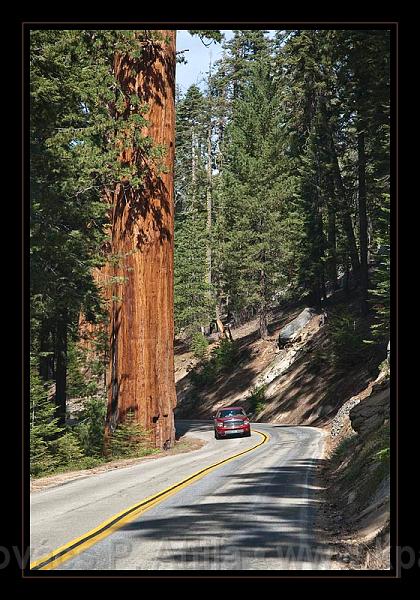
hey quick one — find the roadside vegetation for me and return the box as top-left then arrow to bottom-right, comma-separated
246,385 -> 268,417
30,361 -> 157,478
190,338 -> 239,388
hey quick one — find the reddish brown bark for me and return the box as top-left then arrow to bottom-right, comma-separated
105,31 -> 177,449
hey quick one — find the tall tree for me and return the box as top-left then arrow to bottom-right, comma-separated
174,85 -> 213,335
30,30 -> 117,422
107,30 -> 222,447
216,39 -> 290,338
104,31 -> 177,449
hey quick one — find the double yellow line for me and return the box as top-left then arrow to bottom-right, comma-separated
30,429 -> 269,570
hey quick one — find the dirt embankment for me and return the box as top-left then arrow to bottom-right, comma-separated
174,298 -> 375,428
318,372 -> 390,569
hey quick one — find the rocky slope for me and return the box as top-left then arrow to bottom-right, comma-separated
320,368 -> 390,569
174,296 -> 376,428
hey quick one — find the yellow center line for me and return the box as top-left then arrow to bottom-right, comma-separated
30,429 -> 269,571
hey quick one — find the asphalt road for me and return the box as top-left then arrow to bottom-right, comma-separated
30,421 -> 329,571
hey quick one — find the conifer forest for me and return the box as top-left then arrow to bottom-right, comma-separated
30,29 -> 390,477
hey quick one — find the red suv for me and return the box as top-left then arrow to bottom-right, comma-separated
213,407 -> 251,439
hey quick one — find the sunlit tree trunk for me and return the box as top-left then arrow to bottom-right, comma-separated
105,31 -> 177,449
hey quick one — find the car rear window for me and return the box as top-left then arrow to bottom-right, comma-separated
218,409 -> 245,417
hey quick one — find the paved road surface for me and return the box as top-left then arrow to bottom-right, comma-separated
30,421 -> 329,571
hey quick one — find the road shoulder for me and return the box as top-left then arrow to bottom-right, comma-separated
30,436 -> 206,493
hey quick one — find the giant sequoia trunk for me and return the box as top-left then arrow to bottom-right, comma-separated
105,31 -> 177,449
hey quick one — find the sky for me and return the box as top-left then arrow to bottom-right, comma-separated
175,30 -> 231,92
175,30 -> 276,93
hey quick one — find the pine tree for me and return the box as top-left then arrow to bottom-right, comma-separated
174,85 -> 214,336
30,357 -> 62,476
30,30 -> 137,421
215,37 -> 291,337
369,193 -> 390,342
331,29 -> 390,314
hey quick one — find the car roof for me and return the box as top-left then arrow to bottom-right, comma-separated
218,406 -> 244,410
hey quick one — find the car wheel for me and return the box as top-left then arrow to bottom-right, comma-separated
244,431 -> 251,437
215,431 -> 220,440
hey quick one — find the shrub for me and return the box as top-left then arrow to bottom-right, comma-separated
51,431 -> 85,467
66,341 -> 99,398
30,430 -> 58,477
213,338 -> 239,372
190,360 -> 218,387
108,411 -> 157,459
332,433 -> 357,465
30,356 -> 62,477
190,338 -> 238,389
247,385 -> 267,415
75,396 -> 106,457
190,332 -> 209,360
374,421 -> 390,464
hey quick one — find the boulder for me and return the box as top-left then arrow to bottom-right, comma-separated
350,380 -> 390,437
278,307 -> 317,346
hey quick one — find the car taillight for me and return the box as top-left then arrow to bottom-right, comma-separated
243,420 -> 249,424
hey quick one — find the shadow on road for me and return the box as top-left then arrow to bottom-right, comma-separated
175,420 -> 212,439
119,458 -> 330,569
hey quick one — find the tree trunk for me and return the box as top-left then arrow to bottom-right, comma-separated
55,314 -> 67,425
105,31 -> 177,450
191,129 -> 196,207
259,307 -> 269,339
329,132 -> 360,275
312,154 -> 324,311
259,265 -> 269,339
215,303 -> 226,340
320,268 -> 327,304
225,325 -> 233,342
319,97 -> 359,276
344,260 -> 350,296
206,121 -> 212,287
358,129 -> 369,315
311,279 -> 322,310
39,320 -> 52,380
326,173 -> 338,289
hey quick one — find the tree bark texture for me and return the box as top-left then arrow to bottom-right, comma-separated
105,31 -> 177,449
